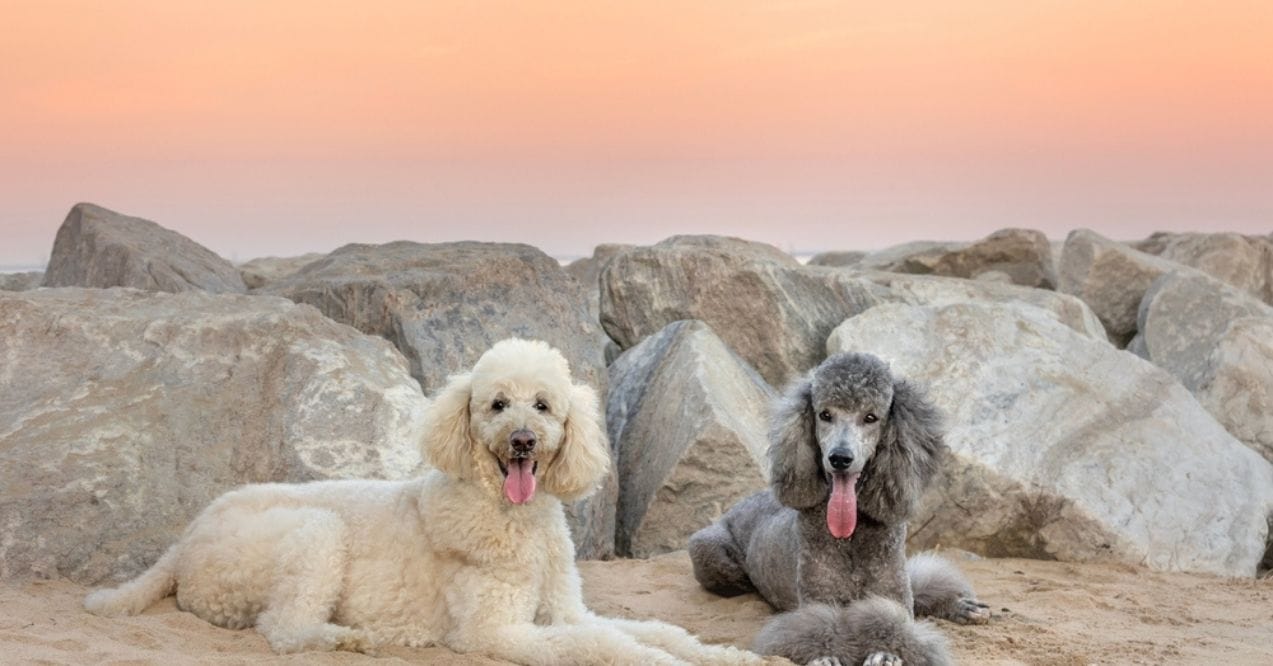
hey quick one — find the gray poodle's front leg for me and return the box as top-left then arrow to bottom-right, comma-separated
863,652 -> 903,666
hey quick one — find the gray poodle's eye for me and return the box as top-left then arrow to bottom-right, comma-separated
535,400 -> 550,413
864,413 -> 878,424
491,399 -> 507,412
818,410 -> 833,422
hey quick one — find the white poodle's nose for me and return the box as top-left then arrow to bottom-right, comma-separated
510,429 -> 537,455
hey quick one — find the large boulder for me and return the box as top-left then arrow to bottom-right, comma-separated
258,240 -> 612,557
41,203 -> 246,294
856,229 -> 1056,288
1137,271 -> 1273,463
238,253 -> 326,290
259,240 -> 607,396
0,288 -> 427,584
565,244 -> 636,319
856,271 -> 1105,340
602,235 -> 1101,388
600,235 -> 886,387
0,271 -> 42,291
607,320 -> 775,557
827,302 -> 1273,577
1058,229 -> 1181,345
1134,232 -> 1273,305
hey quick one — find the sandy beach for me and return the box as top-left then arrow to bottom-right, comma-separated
3,551 -> 1269,666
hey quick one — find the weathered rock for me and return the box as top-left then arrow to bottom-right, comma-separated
260,240 -> 607,396
258,240 -> 613,557
607,320 -> 775,557
856,271 -> 1106,340
41,203 -> 246,294
1134,232 -> 1273,305
1137,271 -> 1273,463
566,244 -> 635,319
602,235 -> 1102,388
827,302 -> 1273,577
807,250 -> 867,267
0,271 -> 42,291
0,288 -> 427,584
828,229 -> 1056,288
238,253 -> 326,290
601,235 -> 887,387
1058,229 -> 1181,345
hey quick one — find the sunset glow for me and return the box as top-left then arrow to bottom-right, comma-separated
2,1 -> 1270,264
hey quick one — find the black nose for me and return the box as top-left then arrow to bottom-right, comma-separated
510,429 -> 537,454
828,449 -> 855,471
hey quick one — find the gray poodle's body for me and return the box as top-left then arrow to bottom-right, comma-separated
689,353 -> 989,666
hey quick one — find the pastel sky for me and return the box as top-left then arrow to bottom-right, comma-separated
2,1 -> 1270,266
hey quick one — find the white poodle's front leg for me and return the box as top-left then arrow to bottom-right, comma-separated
602,616 -> 766,666
445,566 -> 687,666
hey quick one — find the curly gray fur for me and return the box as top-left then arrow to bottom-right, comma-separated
690,352 -> 986,665
753,598 -> 951,666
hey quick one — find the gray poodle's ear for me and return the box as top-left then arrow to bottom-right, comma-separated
540,382 -> 612,502
858,378 -> 946,523
768,377 -> 825,509
421,372 -> 475,479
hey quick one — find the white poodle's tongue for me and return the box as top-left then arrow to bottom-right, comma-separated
503,459 -> 536,505
827,473 -> 859,539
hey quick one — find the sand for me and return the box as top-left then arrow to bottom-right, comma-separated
2,551 -> 1270,665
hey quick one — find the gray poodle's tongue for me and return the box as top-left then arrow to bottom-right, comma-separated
503,459 -> 536,505
827,472 -> 859,539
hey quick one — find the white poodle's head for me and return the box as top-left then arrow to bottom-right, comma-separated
420,338 -> 611,505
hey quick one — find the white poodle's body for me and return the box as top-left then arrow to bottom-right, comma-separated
85,339 -> 760,665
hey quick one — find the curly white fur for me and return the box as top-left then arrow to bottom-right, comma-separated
84,338 -> 761,665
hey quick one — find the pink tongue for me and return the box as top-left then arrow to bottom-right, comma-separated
503,459 -> 536,505
827,473 -> 859,539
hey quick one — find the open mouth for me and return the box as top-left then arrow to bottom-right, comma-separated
497,457 -> 539,505
826,471 -> 861,540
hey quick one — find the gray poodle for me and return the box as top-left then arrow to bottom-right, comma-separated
689,353 -> 990,666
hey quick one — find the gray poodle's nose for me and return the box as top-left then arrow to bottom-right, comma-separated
510,429 -> 537,455
828,449 -> 855,471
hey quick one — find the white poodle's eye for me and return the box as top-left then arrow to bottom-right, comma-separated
491,399 -> 507,412
864,413 -> 878,424
818,410 -> 833,422
535,400 -> 550,413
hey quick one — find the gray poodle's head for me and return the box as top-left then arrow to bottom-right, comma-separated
767,352 -> 945,538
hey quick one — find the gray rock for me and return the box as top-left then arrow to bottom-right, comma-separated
239,253 -> 326,290
856,271 -> 1106,340
600,235 -> 886,388
566,244 -> 636,319
607,320 -> 775,557
1134,232 -> 1273,305
1137,271 -> 1273,463
258,240 -> 612,557
807,250 -> 867,267
0,271 -> 43,291
0,288 -> 427,584
41,203 -> 246,293
1058,229 -> 1182,345
837,229 -> 1056,288
827,302 -> 1273,577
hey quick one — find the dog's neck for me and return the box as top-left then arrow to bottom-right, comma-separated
791,503 -> 912,608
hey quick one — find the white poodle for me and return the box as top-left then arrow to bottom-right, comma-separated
85,338 -> 762,665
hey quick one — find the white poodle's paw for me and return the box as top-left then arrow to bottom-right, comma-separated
808,657 -> 844,666
952,597 -> 992,625
863,652 -> 903,666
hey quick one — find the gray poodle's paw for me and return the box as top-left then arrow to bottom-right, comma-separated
952,597 -> 992,625
862,652 -> 902,666
807,658 -> 843,666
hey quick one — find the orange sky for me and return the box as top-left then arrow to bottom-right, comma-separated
2,1 -> 1270,265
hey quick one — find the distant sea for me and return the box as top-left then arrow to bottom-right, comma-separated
0,264 -> 43,274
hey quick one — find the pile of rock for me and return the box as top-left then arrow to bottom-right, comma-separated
2,202 -> 1270,583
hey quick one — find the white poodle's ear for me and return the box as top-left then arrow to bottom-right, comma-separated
541,382 -> 611,502
421,372 -> 475,479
